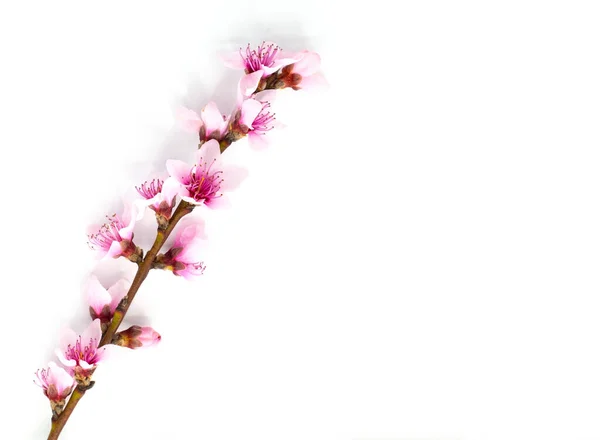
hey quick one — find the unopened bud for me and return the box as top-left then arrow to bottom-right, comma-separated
114,326 -> 161,349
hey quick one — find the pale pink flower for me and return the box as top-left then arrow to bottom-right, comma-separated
223,41 -> 300,77
56,319 -> 106,385
239,98 -> 276,149
281,51 -> 326,90
165,139 -> 246,208
34,361 -> 75,403
135,178 -> 180,221
88,204 -> 139,260
156,220 -> 206,280
87,276 -> 129,329
115,325 -> 161,349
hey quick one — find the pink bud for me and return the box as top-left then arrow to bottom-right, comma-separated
114,326 -> 161,349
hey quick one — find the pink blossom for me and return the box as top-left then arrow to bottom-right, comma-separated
165,139 -> 246,208
156,220 -> 206,280
223,41 -> 300,77
179,103 -> 230,145
281,51 -> 326,90
88,204 -> 139,260
34,361 -> 75,403
239,98 -> 276,149
87,276 -> 129,329
135,178 -> 180,221
115,325 -> 161,349
56,319 -> 106,385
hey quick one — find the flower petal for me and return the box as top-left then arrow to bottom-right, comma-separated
181,195 -> 202,205
58,328 -> 78,353
292,51 -> 321,76
55,349 -> 76,368
201,102 -> 225,133
166,159 -> 191,183
240,99 -> 263,128
108,279 -> 129,312
297,72 -> 328,91
195,139 -> 221,166
161,177 -> 183,203
87,276 -> 111,315
177,107 -> 202,132
239,71 -> 263,99
106,240 -> 123,258
48,362 -> 75,393
248,132 -> 269,150
221,51 -> 245,69
81,319 -> 102,348
205,196 -> 231,209
220,165 -> 248,191
119,204 -> 139,238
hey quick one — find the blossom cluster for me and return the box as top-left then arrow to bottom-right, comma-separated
36,42 -> 323,429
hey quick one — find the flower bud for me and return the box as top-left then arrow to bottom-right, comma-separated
114,326 -> 161,349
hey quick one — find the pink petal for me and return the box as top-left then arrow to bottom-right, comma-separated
253,89 -> 277,103
175,222 -> 204,248
55,349 -> 76,368
298,72 -> 328,91
248,132 -> 269,150
177,107 -> 202,132
205,196 -> 231,209
195,139 -> 221,166
48,362 -> 74,392
220,165 -> 248,191
161,177 -> 181,202
58,328 -> 78,353
177,241 -> 204,262
106,240 -> 123,258
87,276 -> 111,315
239,71 -> 264,99
240,99 -> 263,127
119,204 -> 138,238
81,319 -> 102,348
166,159 -> 192,183
201,102 -> 225,133
108,279 -> 129,312
293,51 -> 321,76
163,176 -> 186,200
221,51 -> 246,69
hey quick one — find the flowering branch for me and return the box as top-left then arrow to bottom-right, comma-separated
37,41 -> 324,440
47,201 -> 193,440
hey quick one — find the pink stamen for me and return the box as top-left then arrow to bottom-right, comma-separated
252,102 -> 276,134
88,214 -> 124,250
136,179 -> 163,200
34,368 -> 50,389
65,336 -> 102,366
183,159 -> 223,203
241,42 -> 281,73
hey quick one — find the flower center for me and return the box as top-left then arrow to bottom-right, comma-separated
185,160 -> 223,203
242,42 -> 280,73
251,102 -> 276,134
65,337 -> 100,365
88,214 -> 125,250
136,179 -> 163,200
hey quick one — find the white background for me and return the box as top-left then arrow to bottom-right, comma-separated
1,1 -> 600,439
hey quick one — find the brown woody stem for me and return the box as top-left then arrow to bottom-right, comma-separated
47,201 -> 194,440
